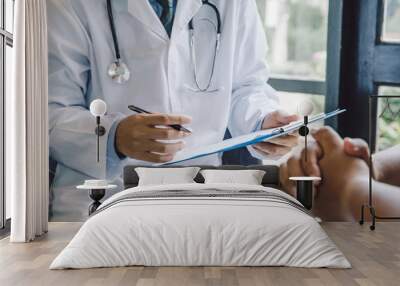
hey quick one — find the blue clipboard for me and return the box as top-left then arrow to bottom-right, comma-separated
159,109 -> 346,165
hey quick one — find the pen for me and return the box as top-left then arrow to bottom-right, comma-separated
128,105 -> 192,133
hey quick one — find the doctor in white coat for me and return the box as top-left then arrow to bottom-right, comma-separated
48,0 -> 298,188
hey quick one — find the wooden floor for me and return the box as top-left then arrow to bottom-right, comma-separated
0,222 -> 399,286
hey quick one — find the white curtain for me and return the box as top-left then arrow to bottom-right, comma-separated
8,0 -> 49,242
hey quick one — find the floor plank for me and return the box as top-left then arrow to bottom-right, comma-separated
0,222 -> 399,286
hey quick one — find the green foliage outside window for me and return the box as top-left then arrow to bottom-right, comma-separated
377,87 -> 400,150
287,1 -> 327,78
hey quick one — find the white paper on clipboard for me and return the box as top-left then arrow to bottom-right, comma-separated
158,109 -> 346,166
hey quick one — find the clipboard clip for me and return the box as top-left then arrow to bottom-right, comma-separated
272,127 -> 286,134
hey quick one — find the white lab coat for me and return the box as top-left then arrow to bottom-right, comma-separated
48,0 -> 279,188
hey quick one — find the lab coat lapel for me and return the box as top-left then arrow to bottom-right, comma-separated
173,0 -> 202,34
126,0 -> 169,41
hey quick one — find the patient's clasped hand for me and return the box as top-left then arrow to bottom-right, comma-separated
280,126 -> 400,221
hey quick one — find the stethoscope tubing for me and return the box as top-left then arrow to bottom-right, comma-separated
107,0 -> 121,61
107,0 -> 222,90
188,0 -> 221,34
189,18 -> 220,92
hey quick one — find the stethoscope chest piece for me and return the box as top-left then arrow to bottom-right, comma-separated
108,60 -> 130,84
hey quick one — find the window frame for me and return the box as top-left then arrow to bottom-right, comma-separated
334,0 -> 400,149
265,0 -> 400,146
1,0 -> 13,231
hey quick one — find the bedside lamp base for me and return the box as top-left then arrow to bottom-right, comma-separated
289,177 -> 321,210
88,189 -> 106,215
77,180 -> 117,215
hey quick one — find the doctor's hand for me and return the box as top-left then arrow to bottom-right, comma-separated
253,110 -> 299,157
115,114 -> 192,163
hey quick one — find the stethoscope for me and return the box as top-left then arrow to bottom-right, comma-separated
106,0 -> 222,92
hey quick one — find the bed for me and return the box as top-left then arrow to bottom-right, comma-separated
50,165 -> 350,269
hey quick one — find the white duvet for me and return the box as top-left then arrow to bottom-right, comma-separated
50,183 -> 350,269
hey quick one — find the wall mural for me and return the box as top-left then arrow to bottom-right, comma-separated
47,0 -> 400,224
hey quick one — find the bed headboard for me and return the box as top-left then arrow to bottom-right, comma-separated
123,165 -> 280,189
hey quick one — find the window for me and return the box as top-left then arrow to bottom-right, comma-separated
374,1 -> 400,151
257,0 -> 328,80
255,0 -> 329,116
343,0 -> 400,149
381,0 -> 400,42
1,0 -> 14,230
377,86 -> 400,151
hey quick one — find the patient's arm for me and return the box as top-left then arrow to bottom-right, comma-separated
346,175 -> 400,220
372,145 -> 400,187
314,128 -> 400,221
343,138 -> 400,186
314,143 -> 400,220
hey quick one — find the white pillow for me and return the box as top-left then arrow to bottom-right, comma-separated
200,169 -> 266,185
136,167 -> 201,186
